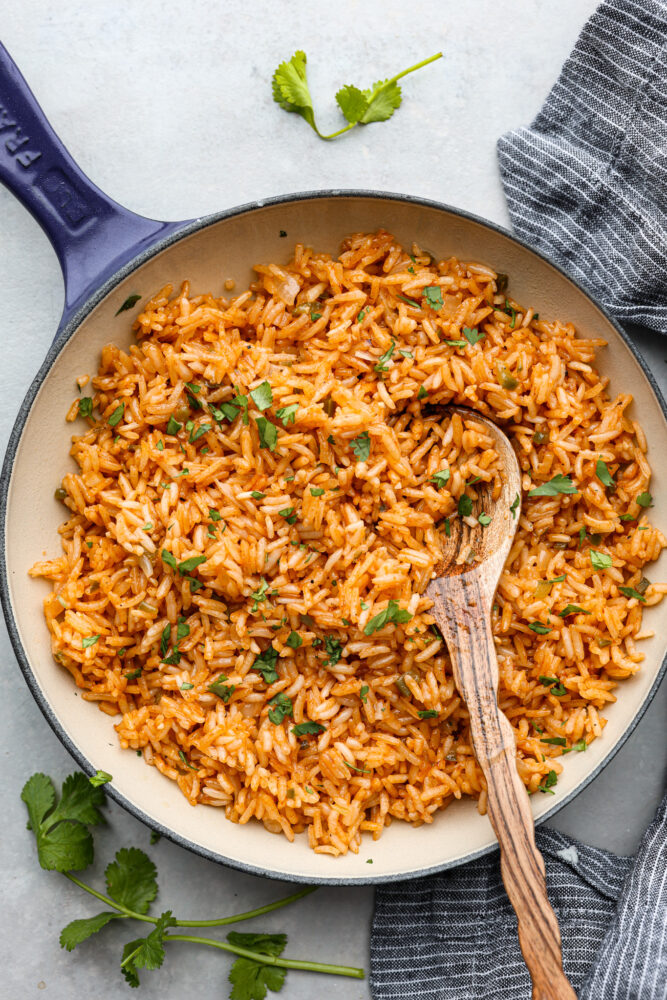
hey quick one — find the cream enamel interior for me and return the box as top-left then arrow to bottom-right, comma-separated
6,195 -> 667,883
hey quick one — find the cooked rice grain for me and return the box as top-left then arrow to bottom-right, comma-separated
31,231 -> 665,856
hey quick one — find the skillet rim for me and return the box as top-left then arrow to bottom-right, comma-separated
2,187 -> 666,886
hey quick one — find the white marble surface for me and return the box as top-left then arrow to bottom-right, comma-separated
1,2 -> 666,998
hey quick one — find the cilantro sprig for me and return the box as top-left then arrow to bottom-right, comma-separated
272,51 -> 443,140
21,770 -> 364,996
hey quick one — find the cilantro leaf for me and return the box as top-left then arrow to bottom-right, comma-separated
619,586 -> 647,602
105,847 -> 158,914
510,494 -> 520,518
528,474 -> 578,498
360,685 -> 369,703
528,622 -> 552,635
359,78 -> 402,123
324,636 -> 343,666
364,599 -> 412,635
115,294 -> 141,315
431,468 -> 450,489
462,326 -> 484,346
228,931 -> 287,957
208,675 -> 235,701
250,381 -> 273,411
166,415 -> 182,435
108,403 -> 125,427
559,605 -> 590,617
286,631 -> 302,649
271,51 -> 318,133
590,549 -> 612,571
335,84 -> 368,124
457,494 -> 473,517
253,646 -> 279,683
268,693 -> 293,725
21,773 -> 56,834
78,397 -> 93,418
177,555 -> 207,576
275,404 -> 298,427
227,933 -> 288,1000
596,457 -> 615,490
418,709 -> 438,719
121,911 -> 175,988
60,911 -> 117,951
292,721 -> 326,737
229,957 -> 286,1000
161,549 -> 177,570
422,286 -> 443,310
48,772 -> 106,829
35,819 -> 95,873
375,340 -> 396,372
257,416 -> 278,451
350,431 -> 371,462
637,491 -> 653,507
89,770 -> 112,788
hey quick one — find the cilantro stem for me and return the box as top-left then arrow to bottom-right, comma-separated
175,887 -> 317,927
65,874 -> 316,929
319,52 -> 443,140
64,872 -> 155,924
167,934 -> 365,978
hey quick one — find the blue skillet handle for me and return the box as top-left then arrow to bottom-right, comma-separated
0,41 -> 188,334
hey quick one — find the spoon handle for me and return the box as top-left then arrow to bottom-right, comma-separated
430,580 -> 577,1000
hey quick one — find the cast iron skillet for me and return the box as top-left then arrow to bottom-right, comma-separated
2,42 -> 666,885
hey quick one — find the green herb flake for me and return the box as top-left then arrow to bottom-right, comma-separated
397,294 -> 420,308
559,605 -> 590,617
618,586 -> 647,603
457,494 -> 473,517
82,635 -> 100,649
279,507 -> 297,525
88,770 -> 112,787
637,492 -> 653,507
538,770 -> 558,794
310,487 -> 325,497
115,294 -> 141,315
510,494 -> 520,518
528,622 -> 552,635
418,709 -> 438,719
350,431 -> 371,462
541,737 -> 567,747
267,693 -> 293,725
430,468 -> 451,489
478,512 -> 492,526
528,474 -> 578,498
375,340 -> 396,372
364,599 -> 412,635
252,646 -> 279,683
422,286 -> 444,310
417,386 -> 429,400
256,416 -> 278,451
207,675 -> 235,702
78,397 -> 93,419
596,457 -> 616,490
249,381 -> 273,411
590,549 -> 612,571
276,404 -> 298,427
360,685 -> 369,703
166,415 -> 182,435
462,326 -> 485,346
177,555 -> 206,576
108,404 -> 125,428
251,491 -> 266,500
286,631 -> 302,649
180,682 -> 194,691
291,721 -> 325,737
208,509 -> 221,521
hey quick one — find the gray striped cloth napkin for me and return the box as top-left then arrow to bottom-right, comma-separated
370,2 -> 667,997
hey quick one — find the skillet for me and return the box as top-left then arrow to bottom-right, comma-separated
2,41 -> 666,885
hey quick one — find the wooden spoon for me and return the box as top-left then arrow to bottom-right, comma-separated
425,406 -> 576,1000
